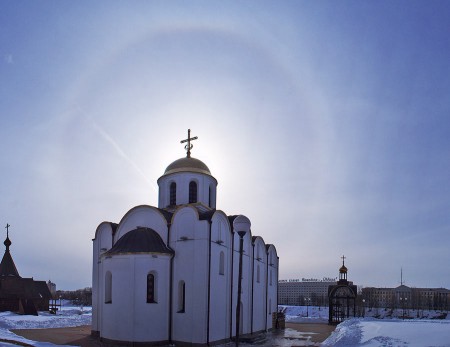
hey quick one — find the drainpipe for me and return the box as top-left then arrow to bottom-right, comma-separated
235,230 -> 246,346
168,222 -> 173,344
207,219 -> 212,345
251,243 -> 255,334
276,256 -> 279,322
230,231 -> 235,340
264,252 -> 269,331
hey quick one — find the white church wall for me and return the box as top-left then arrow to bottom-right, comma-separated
209,213 -> 233,342
92,222 -> 114,333
115,206 -> 168,243
131,255 -> 171,342
266,245 -> 279,330
99,254 -> 171,343
170,207 -> 210,344
210,211 -> 231,245
100,257 -> 134,342
231,228 -> 253,336
158,172 -> 217,208
252,237 -> 267,333
243,243 -> 253,335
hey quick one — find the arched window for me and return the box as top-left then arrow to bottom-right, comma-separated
219,251 -> 225,275
147,273 -> 157,303
209,186 -> 212,207
189,181 -> 197,203
105,271 -> 112,304
178,280 -> 185,313
170,182 -> 176,205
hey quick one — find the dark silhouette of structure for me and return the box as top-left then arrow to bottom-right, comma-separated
0,224 -> 52,315
328,255 -> 357,324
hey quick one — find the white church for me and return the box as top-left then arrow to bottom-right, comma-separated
92,130 -> 279,346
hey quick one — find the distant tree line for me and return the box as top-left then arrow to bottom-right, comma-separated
56,287 -> 92,306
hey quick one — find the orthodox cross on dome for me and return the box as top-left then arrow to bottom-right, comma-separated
341,254 -> 346,265
180,129 -> 198,158
4,223 -> 11,250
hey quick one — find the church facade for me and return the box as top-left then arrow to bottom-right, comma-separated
92,133 -> 279,345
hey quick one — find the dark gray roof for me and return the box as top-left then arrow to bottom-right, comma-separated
0,251 -> 20,277
228,215 -> 238,232
157,208 -> 173,224
0,237 -> 20,278
106,227 -> 174,255
162,157 -> 211,176
199,209 -> 216,221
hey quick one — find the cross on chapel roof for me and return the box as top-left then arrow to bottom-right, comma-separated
180,129 -> 198,158
4,224 -> 11,250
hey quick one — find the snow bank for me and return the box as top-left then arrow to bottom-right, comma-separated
279,305 -> 329,323
322,318 -> 450,347
0,307 -> 91,347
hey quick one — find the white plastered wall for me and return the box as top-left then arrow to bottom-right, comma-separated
100,254 -> 171,343
114,205 -> 168,243
266,245 -> 279,330
92,222 -> 114,333
231,216 -> 253,337
169,206 -> 210,344
158,172 -> 217,209
209,212 -> 233,342
252,237 -> 267,333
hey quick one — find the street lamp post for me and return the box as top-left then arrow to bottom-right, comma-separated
305,297 -> 311,317
235,230 -> 246,347
362,299 -> 365,318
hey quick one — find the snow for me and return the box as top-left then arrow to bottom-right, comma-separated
0,305 -> 449,347
0,306 -> 91,347
281,305 -> 450,346
279,305 -> 329,323
322,318 -> 450,347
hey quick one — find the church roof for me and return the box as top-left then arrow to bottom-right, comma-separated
0,251 -> 20,277
0,236 -> 20,278
0,277 -> 52,300
339,265 -> 348,273
157,208 -> 173,224
162,157 -> 212,176
106,227 -> 174,255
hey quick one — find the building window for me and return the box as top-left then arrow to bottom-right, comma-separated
209,186 -> 212,207
270,270 -> 273,286
257,264 -> 260,283
219,252 -> 225,275
147,273 -> 157,303
105,271 -> 112,304
170,182 -> 176,205
178,280 -> 185,313
189,181 -> 197,203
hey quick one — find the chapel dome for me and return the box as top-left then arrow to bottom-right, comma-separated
106,227 -> 173,255
163,157 -> 212,176
339,265 -> 348,273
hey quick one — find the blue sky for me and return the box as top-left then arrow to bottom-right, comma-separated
1,1 -> 449,290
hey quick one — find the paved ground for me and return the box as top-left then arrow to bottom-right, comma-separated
284,323 -> 335,343
11,323 -> 335,346
11,326 -> 101,347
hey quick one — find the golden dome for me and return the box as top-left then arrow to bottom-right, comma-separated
163,157 -> 212,176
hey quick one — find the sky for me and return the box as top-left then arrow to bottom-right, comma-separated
1,1 -> 450,290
